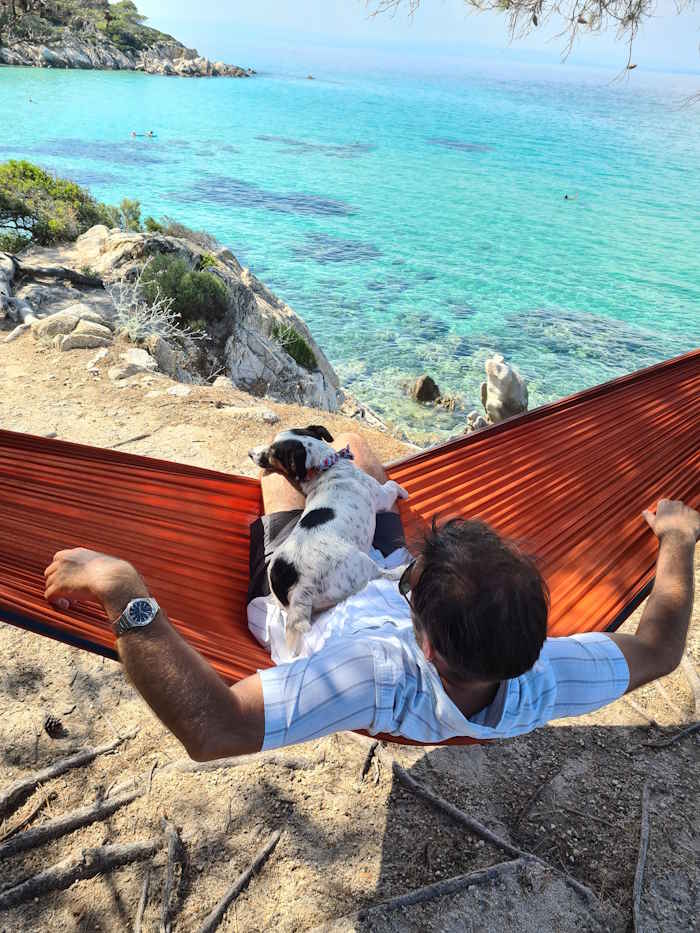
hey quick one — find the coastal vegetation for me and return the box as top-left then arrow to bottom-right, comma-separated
270,321 -> 317,372
0,1 -> 179,53
139,254 -> 228,328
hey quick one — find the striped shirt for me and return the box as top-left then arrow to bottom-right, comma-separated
247,547 -> 629,750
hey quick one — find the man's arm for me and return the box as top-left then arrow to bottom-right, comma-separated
44,549 -> 264,761
608,499 -> 699,693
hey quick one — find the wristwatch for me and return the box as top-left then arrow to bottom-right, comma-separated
112,597 -> 160,637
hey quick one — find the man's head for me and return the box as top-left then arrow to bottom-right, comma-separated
405,518 -> 549,682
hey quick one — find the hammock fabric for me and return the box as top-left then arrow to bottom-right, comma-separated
0,350 -> 698,748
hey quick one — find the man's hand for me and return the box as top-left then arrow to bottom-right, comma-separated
44,548 -> 148,620
643,499 -> 700,547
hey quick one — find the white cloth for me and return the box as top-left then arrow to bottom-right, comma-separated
247,547 -> 629,750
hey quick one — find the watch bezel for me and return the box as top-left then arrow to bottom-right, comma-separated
113,597 -> 159,636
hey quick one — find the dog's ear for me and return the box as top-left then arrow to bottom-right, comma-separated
271,439 -> 308,482
303,425 -> 334,443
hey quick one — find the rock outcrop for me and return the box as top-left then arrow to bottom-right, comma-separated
480,353 -> 528,423
411,373 -> 441,404
1,224 -> 341,412
0,31 -> 251,77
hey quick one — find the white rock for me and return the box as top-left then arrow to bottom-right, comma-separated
213,375 -> 233,389
86,348 -> 109,370
144,334 -> 179,378
109,365 -> 140,381
120,348 -> 157,372
166,384 -> 192,397
481,354 -> 528,423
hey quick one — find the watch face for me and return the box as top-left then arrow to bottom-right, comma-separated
128,599 -> 155,626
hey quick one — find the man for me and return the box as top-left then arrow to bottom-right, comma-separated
44,433 -> 699,761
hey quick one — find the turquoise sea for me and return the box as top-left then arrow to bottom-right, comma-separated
2,62 -> 699,439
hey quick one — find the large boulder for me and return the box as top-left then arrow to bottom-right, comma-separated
411,374 -> 441,403
480,353 -> 528,423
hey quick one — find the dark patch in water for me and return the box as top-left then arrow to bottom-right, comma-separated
495,309 -> 693,367
32,138 -> 166,165
179,175 -> 354,217
256,135 -> 375,159
428,138 -> 492,153
293,232 -> 380,263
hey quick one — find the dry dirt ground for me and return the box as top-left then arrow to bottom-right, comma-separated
0,334 -> 698,932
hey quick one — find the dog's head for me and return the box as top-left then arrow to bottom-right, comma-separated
249,425 -> 335,485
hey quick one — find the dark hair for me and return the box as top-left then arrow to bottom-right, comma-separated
411,518 -> 549,681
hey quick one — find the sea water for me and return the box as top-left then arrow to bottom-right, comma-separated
2,62 -> 699,439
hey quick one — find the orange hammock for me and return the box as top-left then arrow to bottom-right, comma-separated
0,350 -> 698,747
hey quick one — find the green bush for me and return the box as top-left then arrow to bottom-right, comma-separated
0,231 -> 30,254
140,254 -> 228,325
0,160 -> 116,245
199,253 -> 217,270
270,321 -> 317,371
144,215 -> 164,233
120,197 -> 142,232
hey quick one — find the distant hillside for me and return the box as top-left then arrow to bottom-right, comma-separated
0,1 -> 252,77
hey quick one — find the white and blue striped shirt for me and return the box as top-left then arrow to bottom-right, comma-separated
247,548 -> 629,750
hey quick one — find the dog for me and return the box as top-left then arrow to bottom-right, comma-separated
249,425 -> 409,655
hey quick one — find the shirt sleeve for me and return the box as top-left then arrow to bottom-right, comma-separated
258,638 -> 379,750
544,632 -> 630,719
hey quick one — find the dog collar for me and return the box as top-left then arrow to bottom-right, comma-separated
317,444 -> 354,472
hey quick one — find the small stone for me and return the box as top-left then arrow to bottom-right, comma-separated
120,348 -> 157,371
166,385 -> 191,397
86,348 -> 109,369
34,307 -> 81,339
213,375 -> 233,389
261,410 -> 279,424
73,319 -> 113,341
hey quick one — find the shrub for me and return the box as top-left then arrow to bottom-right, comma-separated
144,216 -> 164,233
159,216 -> 218,251
109,261 -> 207,344
139,253 -> 229,326
120,197 -> 142,232
270,321 -> 317,371
199,253 -> 217,270
0,160 -> 116,245
0,231 -> 30,254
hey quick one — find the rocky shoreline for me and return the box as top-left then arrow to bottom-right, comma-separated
0,32 -> 251,77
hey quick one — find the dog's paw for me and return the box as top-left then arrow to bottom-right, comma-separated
285,619 -> 310,657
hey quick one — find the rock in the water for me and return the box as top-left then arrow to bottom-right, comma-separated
481,354 -> 528,423
411,374 -> 441,403
466,409 -> 489,433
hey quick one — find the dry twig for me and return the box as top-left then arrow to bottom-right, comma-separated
135,866 -> 152,933
0,730 -> 137,819
358,858 -> 526,918
11,257 -> 104,288
0,789 -> 140,860
360,741 -> 379,781
388,754 -> 600,906
197,829 -> 282,933
642,721 -> 700,749
0,838 -> 160,909
513,767 -> 559,828
0,791 -> 56,843
160,819 -> 185,933
632,781 -> 651,932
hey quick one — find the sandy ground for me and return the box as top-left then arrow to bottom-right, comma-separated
0,333 -> 698,932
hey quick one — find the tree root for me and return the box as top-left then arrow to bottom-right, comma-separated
0,838 -> 160,909
196,829 -> 282,933
0,730 -> 138,820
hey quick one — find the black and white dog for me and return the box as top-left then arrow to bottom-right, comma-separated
249,426 -> 409,655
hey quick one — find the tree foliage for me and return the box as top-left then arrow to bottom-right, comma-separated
0,160 -> 116,245
0,0 -> 178,52
370,0 -> 696,67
